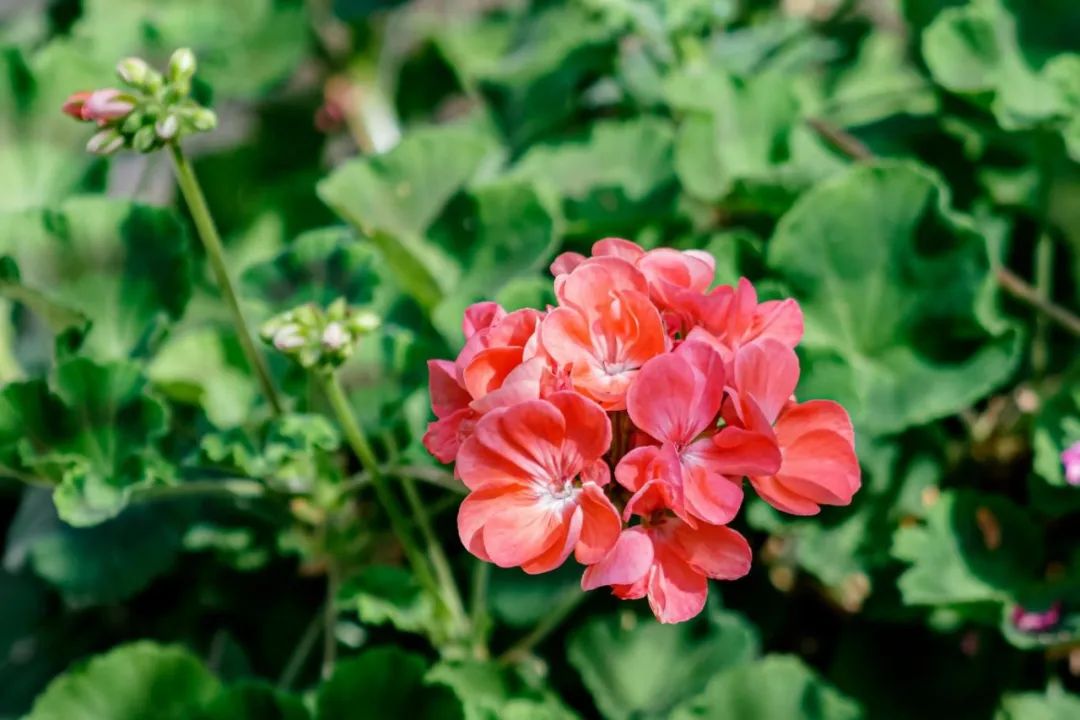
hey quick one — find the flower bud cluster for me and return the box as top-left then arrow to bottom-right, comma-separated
61,48 -> 218,155
260,298 -> 380,371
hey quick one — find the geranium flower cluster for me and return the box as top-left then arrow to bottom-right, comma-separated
424,239 -> 861,623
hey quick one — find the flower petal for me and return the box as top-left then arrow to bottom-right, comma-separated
671,522 -> 752,580
581,527 -> 654,590
574,483 -> 622,564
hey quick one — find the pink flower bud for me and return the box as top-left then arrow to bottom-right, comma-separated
1011,602 -> 1062,633
61,91 -> 93,121
1062,441 -> 1080,486
273,325 -> 305,351
84,89 -> 135,123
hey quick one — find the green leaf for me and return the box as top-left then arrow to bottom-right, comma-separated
25,641 -> 220,720
5,488 -> 181,606
316,646 -> 463,720
433,3 -> 616,146
1032,365 -> 1080,487
922,0 -> 1077,132
317,121 -> 502,309
488,563 -> 582,628
768,161 -> 1022,435
241,227 -> 394,313
824,32 -> 939,127
147,327 -> 258,429
197,682 -> 309,720
0,197 -> 193,359
996,690 -> 1080,720
339,565 -> 435,635
0,357 -> 174,526
74,0 -> 307,98
892,489 -> 1043,608
0,42 -> 110,211
670,655 -> 862,720
428,661 -> 577,720
430,178 -> 562,343
668,66 -> 846,212
506,117 -> 676,235
567,610 -> 758,720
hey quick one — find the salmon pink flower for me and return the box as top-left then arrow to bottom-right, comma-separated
542,257 -> 668,409
723,339 -> 860,515
423,304 -> 545,463
456,392 -> 621,573
426,238 -> 862,624
616,341 -> 780,526
582,515 -> 752,623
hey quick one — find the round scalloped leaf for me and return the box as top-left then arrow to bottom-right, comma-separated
25,641 -> 220,720
768,161 -> 1022,435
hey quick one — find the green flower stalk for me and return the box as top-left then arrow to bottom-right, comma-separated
62,47 -> 283,416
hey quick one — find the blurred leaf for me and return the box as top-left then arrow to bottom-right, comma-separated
242,227 -> 393,313
433,3 -> 616,146
431,178 -> 562,343
996,690 -> 1080,720
824,32 -> 938,127
892,490 -> 1043,608
147,327 -> 258,429
316,646 -> 463,720
318,121 -> 502,309
567,609 -> 758,720
197,682 -> 309,720
0,197 -> 193,359
339,565 -> 435,635
506,117 -> 676,235
0,357 -> 174,526
669,68 -> 845,210
74,0 -> 307,98
0,42 -> 110,212
4,487 -> 180,606
428,661 -> 577,720
670,655 -> 862,720
25,641 -> 220,720
769,161 -> 1022,435
922,0 -> 1079,138
1032,366 -> 1080,487
489,563 -> 581,629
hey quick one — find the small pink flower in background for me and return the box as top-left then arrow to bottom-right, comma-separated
425,237 -> 861,623
1011,602 -> 1062,633
1062,441 -> 1080,486
456,392 -> 620,574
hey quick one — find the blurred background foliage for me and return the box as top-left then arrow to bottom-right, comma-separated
1,0 -> 1080,718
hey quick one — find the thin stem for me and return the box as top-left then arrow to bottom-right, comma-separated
498,590 -> 586,665
470,561 -> 491,660
130,478 -> 267,503
317,371 -> 443,608
1032,232 -> 1054,378
322,563 -> 339,680
167,143 -> 283,416
996,267 -> 1080,337
400,474 -> 469,635
340,464 -> 465,496
278,604 -> 325,689
805,117 -> 873,162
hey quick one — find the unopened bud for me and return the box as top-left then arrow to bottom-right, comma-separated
349,310 -> 380,334
321,322 -> 349,351
168,48 -> 196,87
61,91 -> 92,121
155,114 -> 179,141
273,325 -> 306,351
116,57 -> 152,88
189,107 -> 217,132
84,89 -> 135,123
86,128 -> 125,155
132,125 -> 158,153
